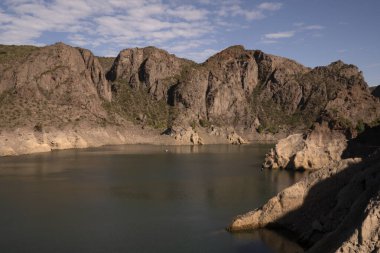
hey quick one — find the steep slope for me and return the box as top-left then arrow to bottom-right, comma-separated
104,46 -> 193,129
107,46 -> 193,101
108,45 -> 378,138
0,42 -> 111,129
0,43 -> 174,156
172,46 -> 259,127
1,42 -> 379,155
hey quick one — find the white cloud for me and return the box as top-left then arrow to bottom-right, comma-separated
258,2 -> 282,11
264,31 -> 295,39
217,1 -> 282,21
167,5 -> 208,21
0,0 -> 214,47
262,23 -> 325,44
303,25 -> 324,30
0,0 -> 284,61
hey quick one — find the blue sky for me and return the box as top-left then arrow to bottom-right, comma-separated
0,0 -> 379,85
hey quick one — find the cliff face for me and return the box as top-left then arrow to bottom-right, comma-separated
0,43 -> 130,156
0,42 -> 379,156
107,46 -> 192,101
0,42 -> 111,130
107,45 -> 379,136
173,46 -> 259,127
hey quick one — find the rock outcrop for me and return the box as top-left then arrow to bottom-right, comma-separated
0,43 -> 111,103
171,126 -> 204,145
229,126 -> 380,252
0,43 -> 176,155
107,46 -> 192,101
263,122 -> 347,170
0,42 -> 112,131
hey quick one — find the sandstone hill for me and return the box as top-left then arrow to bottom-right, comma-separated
0,42 -> 379,155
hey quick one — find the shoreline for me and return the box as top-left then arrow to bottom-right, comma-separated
0,124 -> 278,157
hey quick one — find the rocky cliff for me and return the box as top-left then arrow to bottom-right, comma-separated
0,42 -> 111,127
0,43 -> 173,155
0,42 -> 379,156
107,45 -> 379,137
228,125 -> 380,252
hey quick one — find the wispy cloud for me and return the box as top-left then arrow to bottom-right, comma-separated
217,1 -> 282,21
257,2 -> 282,11
264,31 -> 295,39
303,25 -> 324,30
261,23 -> 325,44
0,0 -> 213,47
0,0 -> 283,61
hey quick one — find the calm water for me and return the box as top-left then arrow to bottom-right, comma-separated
0,144 -> 304,253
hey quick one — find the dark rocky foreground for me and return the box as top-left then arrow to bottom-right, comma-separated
228,125 -> 380,253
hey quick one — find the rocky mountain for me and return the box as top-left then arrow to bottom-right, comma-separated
0,42 -> 111,129
107,45 -> 379,134
0,42 -> 379,156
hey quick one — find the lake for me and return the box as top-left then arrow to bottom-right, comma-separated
0,144 -> 305,253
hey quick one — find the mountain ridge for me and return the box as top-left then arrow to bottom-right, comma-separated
0,42 -> 379,156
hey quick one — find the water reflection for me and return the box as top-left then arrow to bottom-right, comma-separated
264,169 -> 306,193
0,144 -> 305,253
233,230 -> 304,253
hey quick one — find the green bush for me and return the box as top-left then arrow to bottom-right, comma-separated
356,120 -> 365,133
199,118 -> 211,128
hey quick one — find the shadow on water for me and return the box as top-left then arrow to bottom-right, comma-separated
233,229 -> 304,253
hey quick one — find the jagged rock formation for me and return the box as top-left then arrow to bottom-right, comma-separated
107,45 -> 379,137
261,62 -> 380,170
228,126 -> 380,252
0,43 -> 167,155
107,46 -> 192,101
263,122 -> 347,170
173,46 -> 259,127
0,42 -> 379,156
0,42 -> 111,129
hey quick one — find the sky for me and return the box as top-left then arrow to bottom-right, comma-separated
0,0 -> 379,86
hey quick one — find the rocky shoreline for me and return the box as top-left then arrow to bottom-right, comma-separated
0,123 -> 259,157
228,125 -> 380,252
